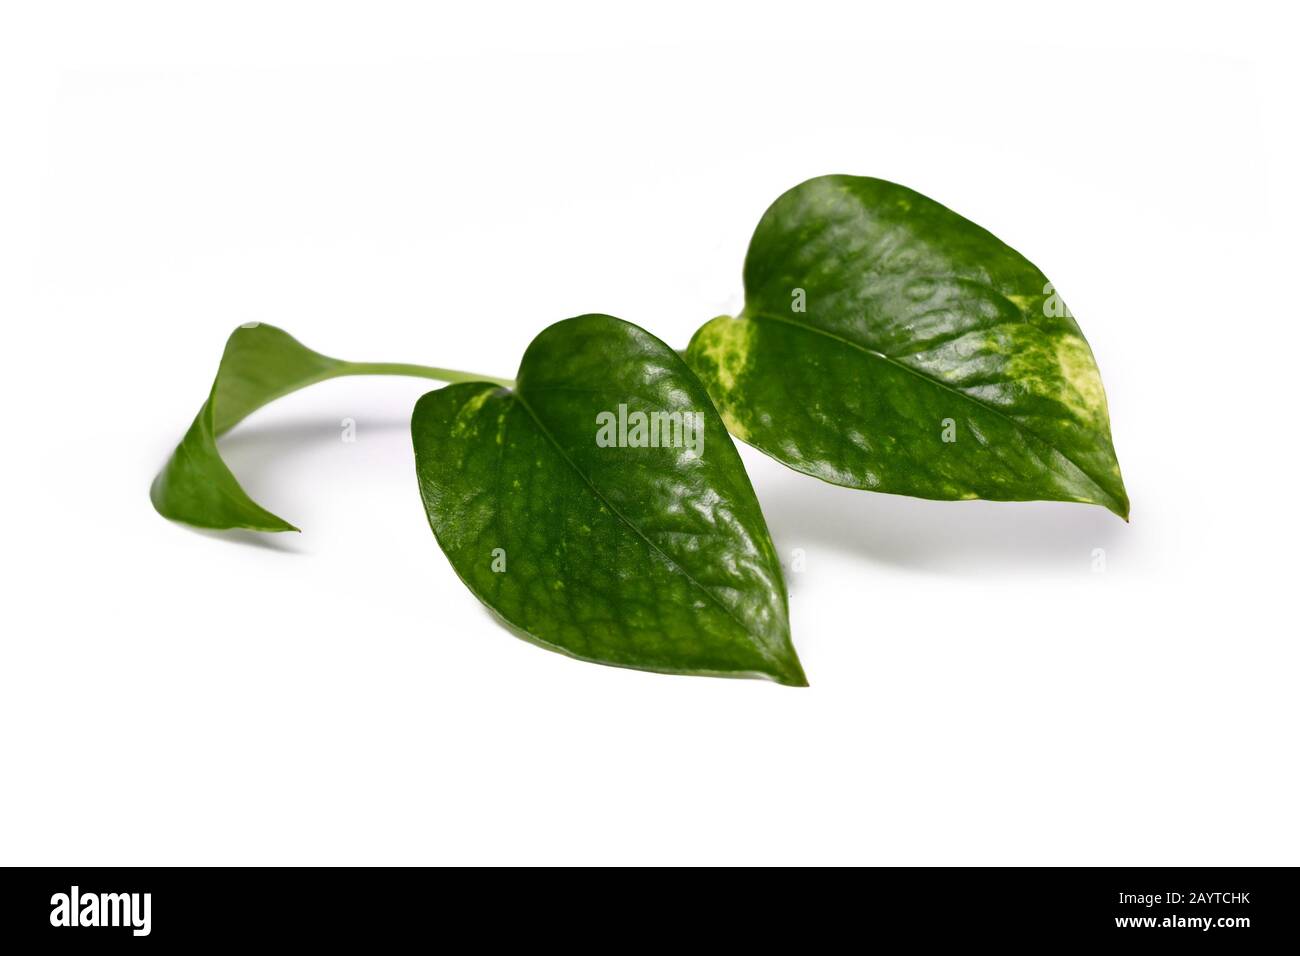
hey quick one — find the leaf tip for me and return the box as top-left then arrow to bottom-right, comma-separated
767,653 -> 809,687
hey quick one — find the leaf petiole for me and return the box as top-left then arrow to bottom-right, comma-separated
340,362 -> 514,390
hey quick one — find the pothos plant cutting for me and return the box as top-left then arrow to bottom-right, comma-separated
152,175 -> 1128,686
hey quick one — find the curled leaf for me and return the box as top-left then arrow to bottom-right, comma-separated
151,323 -> 505,531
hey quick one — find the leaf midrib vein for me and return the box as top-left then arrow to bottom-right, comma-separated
747,309 -> 1116,505
509,391 -> 775,651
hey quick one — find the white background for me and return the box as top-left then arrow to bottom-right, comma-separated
2,2 -> 1297,865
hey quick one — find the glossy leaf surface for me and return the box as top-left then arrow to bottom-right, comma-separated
687,175 -> 1129,518
412,314 -> 805,684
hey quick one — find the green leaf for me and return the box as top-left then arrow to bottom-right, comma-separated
411,314 -> 805,685
687,175 -> 1129,518
151,323 -> 509,532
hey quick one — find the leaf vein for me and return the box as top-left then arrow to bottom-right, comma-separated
747,310 -> 1118,507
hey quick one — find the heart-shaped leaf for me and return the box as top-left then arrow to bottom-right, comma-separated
412,314 -> 805,685
687,175 -> 1129,518
151,323 -> 507,531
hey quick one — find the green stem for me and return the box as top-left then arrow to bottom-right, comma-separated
343,362 -> 515,389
